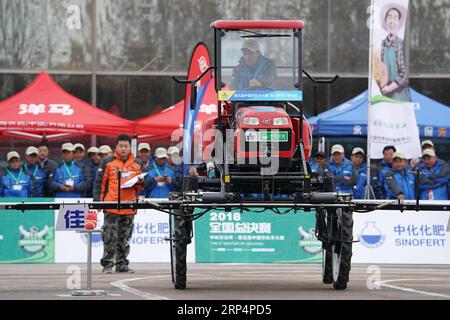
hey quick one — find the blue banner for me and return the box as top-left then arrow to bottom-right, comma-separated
219,90 -> 303,102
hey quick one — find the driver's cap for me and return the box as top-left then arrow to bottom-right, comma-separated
241,39 -> 259,52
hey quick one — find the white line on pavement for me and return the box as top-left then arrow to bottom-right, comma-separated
110,276 -> 171,300
376,278 -> 450,299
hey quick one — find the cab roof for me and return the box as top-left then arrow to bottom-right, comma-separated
210,20 -> 304,30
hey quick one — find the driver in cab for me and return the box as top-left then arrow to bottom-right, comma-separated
230,39 -> 277,90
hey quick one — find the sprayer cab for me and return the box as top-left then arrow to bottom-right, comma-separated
208,20 -> 311,168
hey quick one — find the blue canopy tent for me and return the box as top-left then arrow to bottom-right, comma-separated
308,89 -> 450,139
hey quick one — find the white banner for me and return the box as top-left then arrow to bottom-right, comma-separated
368,102 -> 421,158
353,207 -> 450,264
54,198 -> 195,263
368,0 -> 420,159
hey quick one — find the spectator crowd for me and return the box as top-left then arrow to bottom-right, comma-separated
1,138 -> 449,201
0,141 -> 182,199
309,140 -> 450,201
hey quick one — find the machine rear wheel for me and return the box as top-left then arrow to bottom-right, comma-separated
331,208 -> 353,290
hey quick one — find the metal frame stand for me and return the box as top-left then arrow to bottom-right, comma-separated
72,230 -> 108,297
363,183 -> 376,200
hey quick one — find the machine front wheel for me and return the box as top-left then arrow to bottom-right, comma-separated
170,212 -> 188,289
322,244 -> 333,284
169,193 -> 188,290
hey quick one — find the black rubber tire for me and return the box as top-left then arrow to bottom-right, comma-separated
169,192 -> 188,290
322,244 -> 333,284
170,212 -> 188,290
317,208 -> 333,284
331,208 -> 353,290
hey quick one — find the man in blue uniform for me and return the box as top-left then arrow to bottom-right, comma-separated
384,152 -> 415,200
0,151 -> 38,198
167,146 -> 183,192
145,147 -> 175,198
49,143 -> 91,198
22,146 -> 46,197
309,151 -> 329,175
328,144 -> 354,193
230,39 -> 277,90
417,149 -> 449,200
137,143 -> 153,173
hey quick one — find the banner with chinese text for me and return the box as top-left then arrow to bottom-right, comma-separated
353,206 -> 450,264
194,208 -> 322,263
368,0 -> 421,159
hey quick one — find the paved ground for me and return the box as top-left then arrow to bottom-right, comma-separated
0,263 -> 449,300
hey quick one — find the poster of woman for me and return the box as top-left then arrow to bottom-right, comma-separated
371,0 -> 411,102
368,0 -> 421,160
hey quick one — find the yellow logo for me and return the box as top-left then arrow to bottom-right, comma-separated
218,91 -> 235,101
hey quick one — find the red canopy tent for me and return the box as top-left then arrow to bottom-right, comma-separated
0,72 -> 134,141
134,78 -> 218,141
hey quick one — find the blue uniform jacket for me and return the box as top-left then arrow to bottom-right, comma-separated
145,163 -> 175,198
231,55 -> 277,90
384,168 -> 416,200
49,160 -> 91,198
22,163 -> 46,197
417,159 -> 449,200
0,166 -> 38,198
329,157 -> 354,193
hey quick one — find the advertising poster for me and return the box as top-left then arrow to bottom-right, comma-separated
54,198 -> 195,263
0,198 -> 54,264
194,208 -> 322,263
353,209 -> 450,264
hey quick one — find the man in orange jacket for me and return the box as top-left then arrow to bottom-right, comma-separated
93,134 -> 143,273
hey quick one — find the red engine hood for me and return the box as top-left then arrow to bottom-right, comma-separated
236,106 -> 292,129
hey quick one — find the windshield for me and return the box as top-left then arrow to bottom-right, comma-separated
219,29 -> 301,101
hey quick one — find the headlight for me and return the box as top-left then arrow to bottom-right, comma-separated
273,117 -> 289,126
242,117 -> 259,126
